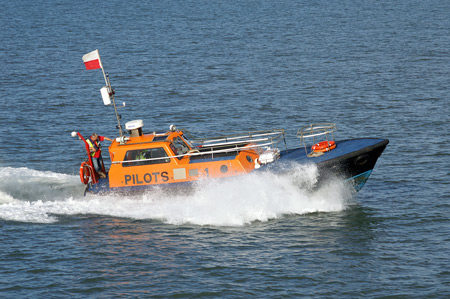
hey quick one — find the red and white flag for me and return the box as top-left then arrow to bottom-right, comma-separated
82,49 -> 103,70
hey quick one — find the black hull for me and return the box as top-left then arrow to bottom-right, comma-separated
277,138 -> 389,190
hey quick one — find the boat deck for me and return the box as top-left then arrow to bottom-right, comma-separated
280,138 -> 389,164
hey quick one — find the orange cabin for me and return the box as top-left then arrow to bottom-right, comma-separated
106,122 -> 261,189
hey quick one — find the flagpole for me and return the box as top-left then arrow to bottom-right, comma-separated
97,50 -> 124,137
106,74 -> 124,137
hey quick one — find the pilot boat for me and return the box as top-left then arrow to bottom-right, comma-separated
73,50 -> 388,195
74,122 -> 388,195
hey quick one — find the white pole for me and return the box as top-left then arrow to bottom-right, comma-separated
97,51 -> 124,137
106,74 -> 124,137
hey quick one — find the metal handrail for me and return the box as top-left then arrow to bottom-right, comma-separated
113,142 -> 274,164
297,123 -> 337,154
112,129 -> 286,165
297,123 -> 336,139
184,129 -> 285,145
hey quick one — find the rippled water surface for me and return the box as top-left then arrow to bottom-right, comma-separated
1,0 -> 449,297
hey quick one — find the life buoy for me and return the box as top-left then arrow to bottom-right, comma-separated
312,140 -> 336,152
80,162 -> 91,184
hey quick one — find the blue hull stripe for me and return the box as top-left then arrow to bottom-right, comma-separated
346,170 -> 373,191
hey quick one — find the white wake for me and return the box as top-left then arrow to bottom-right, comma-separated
0,166 -> 354,225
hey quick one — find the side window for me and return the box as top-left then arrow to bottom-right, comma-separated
123,147 -> 170,167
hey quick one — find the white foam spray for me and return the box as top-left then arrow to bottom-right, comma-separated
0,165 -> 354,225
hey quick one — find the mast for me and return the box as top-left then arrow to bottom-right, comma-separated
82,49 -> 124,137
102,71 -> 124,137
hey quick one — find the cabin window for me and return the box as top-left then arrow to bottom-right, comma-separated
153,135 -> 168,141
170,137 -> 190,159
122,147 -> 170,167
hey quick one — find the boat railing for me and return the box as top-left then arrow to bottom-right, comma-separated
113,129 -> 287,165
297,123 -> 336,154
184,129 -> 286,150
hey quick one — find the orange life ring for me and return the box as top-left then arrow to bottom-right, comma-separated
312,140 -> 336,152
80,162 -> 91,184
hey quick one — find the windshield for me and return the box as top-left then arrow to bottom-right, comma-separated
170,137 -> 190,158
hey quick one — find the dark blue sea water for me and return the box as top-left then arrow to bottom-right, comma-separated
1,0 -> 449,297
